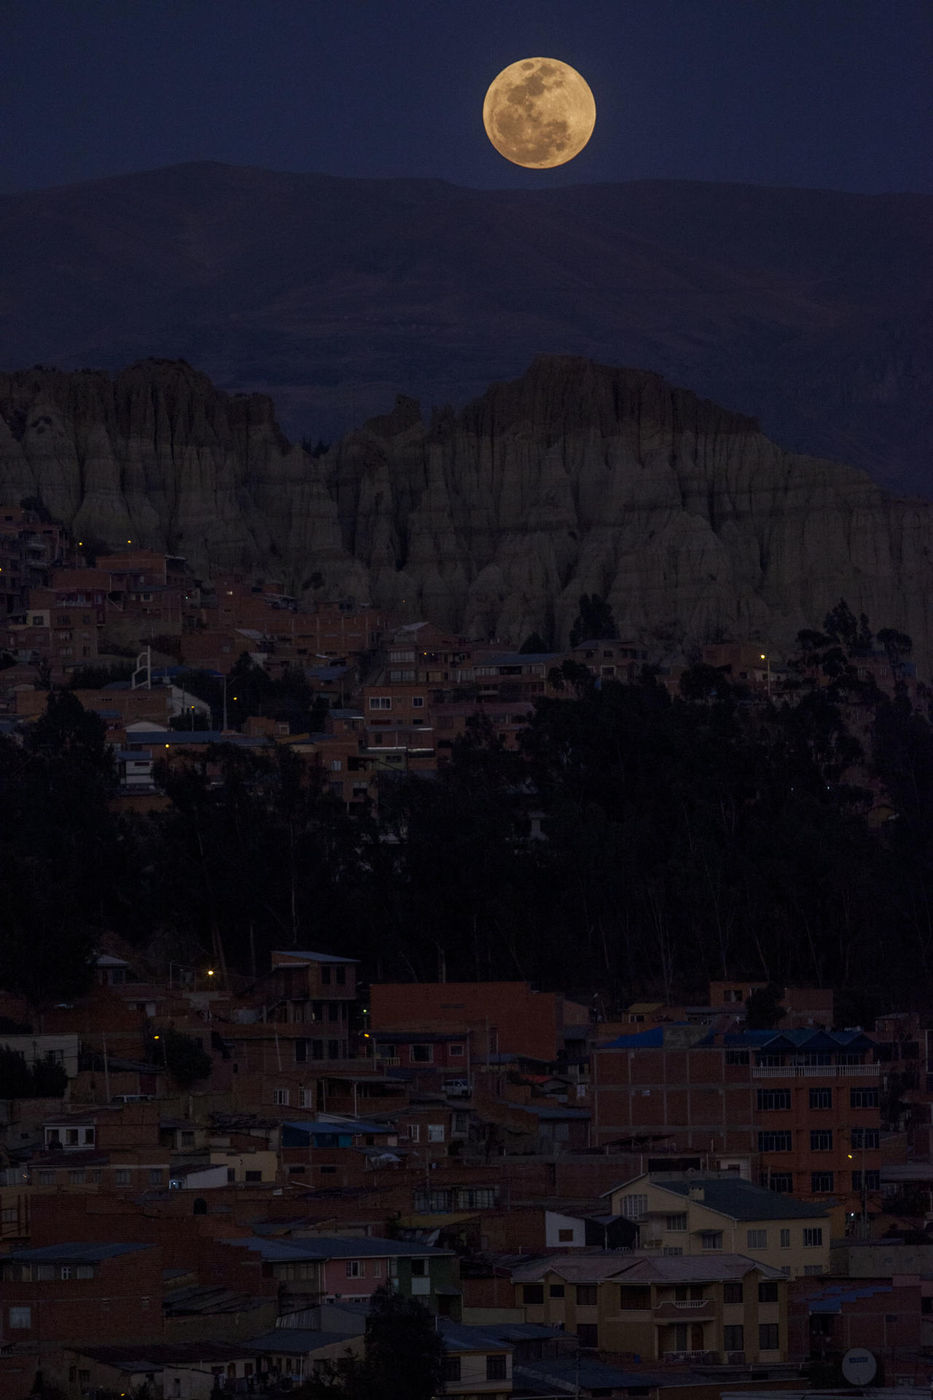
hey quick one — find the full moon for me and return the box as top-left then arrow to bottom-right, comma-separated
482,57 -> 596,169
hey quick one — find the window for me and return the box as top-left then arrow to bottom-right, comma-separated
427,1124 -> 445,1143
148,1168 -> 162,1185
811,1171 -> 834,1192
662,1246 -> 683,1256
411,1044 -> 433,1063
442,1357 -> 461,1383
850,1087 -> 879,1109
780,1229 -> 791,1248
620,1284 -> 651,1309
522,1284 -> 544,1305
412,696 -> 425,708
37,1169 -> 55,1186
576,1285 -> 598,1306
850,1128 -> 879,1149
766,1172 -> 794,1193
809,1087 -> 832,1109
8,1307 -> 31,1329
245,1170 -> 262,1183
345,1261 -> 363,1278
701,1231 -> 723,1250
577,1323 -> 599,1348
83,1127 -> 95,1144
665,1213 -> 687,1231
486,1356 -> 507,1381
336,965 -> 346,985
852,1170 -> 880,1191
557,1229 -> 574,1243
804,1264 -> 824,1276
369,697 -> 392,710
723,1324 -> 744,1351
408,1124 -> 420,1143
747,1229 -> 767,1249
758,1281 -> 779,1302
810,1130 -> 833,1151
65,1128 -> 79,1145
321,966 -> 331,984
68,1170 -> 86,1186
115,1168 -> 131,1186
803,1228 -> 823,1247
549,1283 -> 565,1297
759,1323 -> 780,1350
757,1089 -> 790,1111
758,1131 -> 792,1151
60,1265 -> 72,1279
273,1088 -> 290,1106
449,1043 -> 464,1057
620,1193 -> 648,1219
723,1281 -> 743,1304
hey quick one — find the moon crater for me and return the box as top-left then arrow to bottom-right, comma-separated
483,58 -> 596,169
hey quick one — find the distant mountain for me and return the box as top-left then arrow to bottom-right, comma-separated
0,163 -> 929,492
2,356 -> 932,669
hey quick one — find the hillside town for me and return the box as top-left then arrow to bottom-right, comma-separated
1,514 -> 932,1399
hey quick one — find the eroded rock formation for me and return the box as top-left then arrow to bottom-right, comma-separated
1,356 -> 931,665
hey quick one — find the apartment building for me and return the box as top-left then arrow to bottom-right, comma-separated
592,1025 -> 880,1218
512,1251 -> 789,1363
603,1173 -> 830,1279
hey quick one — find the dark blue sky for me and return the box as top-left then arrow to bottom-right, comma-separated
1,0 -> 930,196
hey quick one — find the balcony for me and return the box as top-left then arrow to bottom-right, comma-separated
663,1351 -> 715,1364
752,1062 -> 880,1079
655,1301 -> 716,1321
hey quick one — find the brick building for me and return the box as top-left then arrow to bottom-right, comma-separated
592,1025 -> 881,1218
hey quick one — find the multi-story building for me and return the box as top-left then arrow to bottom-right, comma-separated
592,1025 -> 880,1219
602,1173 -> 830,1279
511,1251 -> 789,1363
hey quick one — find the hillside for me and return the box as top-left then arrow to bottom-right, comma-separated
0,163 -> 930,491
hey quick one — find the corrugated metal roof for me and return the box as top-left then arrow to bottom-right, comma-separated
8,1242 -> 152,1263
655,1174 -> 828,1220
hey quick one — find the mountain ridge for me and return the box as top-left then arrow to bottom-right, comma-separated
1,162 -> 929,492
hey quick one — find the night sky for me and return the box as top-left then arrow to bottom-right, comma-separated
2,0 -> 930,197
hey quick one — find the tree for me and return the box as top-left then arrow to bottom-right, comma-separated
154,1029 -> 212,1086
569,593 -> 618,646
295,1286 -> 445,1400
364,1286 -> 445,1400
744,982 -> 786,1030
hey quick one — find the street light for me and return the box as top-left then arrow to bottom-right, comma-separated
759,653 -> 772,698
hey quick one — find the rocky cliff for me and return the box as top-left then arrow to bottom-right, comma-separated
2,356 -> 932,666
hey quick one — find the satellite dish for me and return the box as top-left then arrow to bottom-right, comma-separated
841,1348 -> 877,1386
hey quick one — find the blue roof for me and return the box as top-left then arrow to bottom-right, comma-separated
8,1242 -> 152,1262
806,1282 -> 892,1314
599,1026 -> 666,1049
282,1118 -> 387,1136
246,1330 -> 354,1353
221,1235 -> 451,1261
437,1320 -> 513,1353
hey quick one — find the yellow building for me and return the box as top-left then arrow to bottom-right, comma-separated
512,1251 -> 788,1363
604,1172 -> 831,1279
